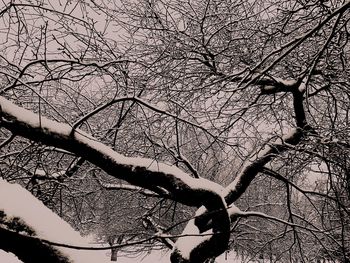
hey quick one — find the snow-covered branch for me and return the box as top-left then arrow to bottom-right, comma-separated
0,96 -> 231,262
144,132 -> 200,178
92,173 -> 162,197
224,128 -> 303,205
191,89 -> 309,235
0,179 -> 108,263
171,206 -> 230,263
0,96 -> 223,207
228,205 -> 333,235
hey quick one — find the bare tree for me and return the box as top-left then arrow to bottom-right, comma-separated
0,0 -> 350,262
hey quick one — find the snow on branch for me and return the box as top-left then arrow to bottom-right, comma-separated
172,209 -> 213,260
171,203 -> 231,262
0,96 -> 231,262
0,179 -> 107,263
0,179 -> 180,262
228,205 -> 330,235
0,96 -> 223,208
144,132 -> 200,178
223,128 -> 303,204
190,128 -> 307,240
92,173 -> 162,197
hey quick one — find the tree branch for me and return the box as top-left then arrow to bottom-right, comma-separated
0,96 -> 231,263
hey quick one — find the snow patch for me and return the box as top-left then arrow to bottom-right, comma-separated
298,78 -> 307,93
0,250 -> 23,263
273,77 -> 297,87
227,204 -> 241,217
34,169 -> 46,176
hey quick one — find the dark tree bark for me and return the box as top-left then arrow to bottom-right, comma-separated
0,227 -> 70,263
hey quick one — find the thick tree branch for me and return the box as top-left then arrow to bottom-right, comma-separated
0,96 -> 230,263
0,226 -> 70,263
224,128 -> 304,205
194,83 -> 311,236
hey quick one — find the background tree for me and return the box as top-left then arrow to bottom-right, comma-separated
0,0 -> 350,262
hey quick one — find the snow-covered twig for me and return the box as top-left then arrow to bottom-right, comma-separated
92,173 -> 162,197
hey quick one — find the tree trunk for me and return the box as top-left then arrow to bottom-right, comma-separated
110,247 -> 118,261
